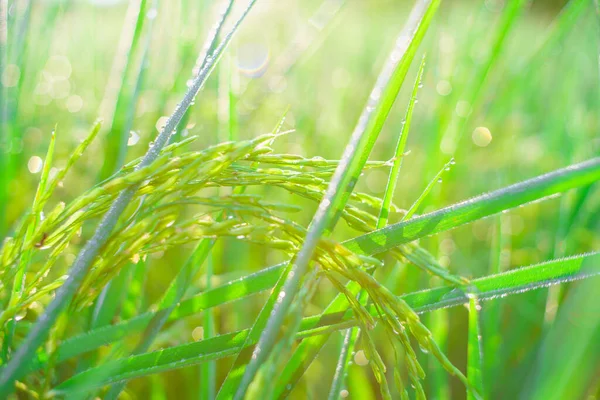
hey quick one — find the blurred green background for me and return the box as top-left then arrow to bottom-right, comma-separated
1,0 -> 599,398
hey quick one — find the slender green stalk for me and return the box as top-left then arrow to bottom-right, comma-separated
171,0 -> 235,145
402,158 -> 454,221
482,215 -> 508,396
0,0 -> 7,236
327,328 -> 357,400
377,56 -> 426,228
228,2 -> 440,397
467,296 -> 484,400
201,253 -> 217,400
0,1 -> 258,395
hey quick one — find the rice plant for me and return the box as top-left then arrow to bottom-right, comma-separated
0,0 -> 598,399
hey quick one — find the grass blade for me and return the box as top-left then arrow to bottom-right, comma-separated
171,0 -> 235,145
402,157 -> 454,221
226,2 -> 441,397
0,0 -> 8,235
327,328 -> 358,400
467,296 -> 484,400
0,1 -> 258,395
377,55 -> 426,228
346,158 -> 600,256
200,254 -> 217,400
51,252 -> 600,394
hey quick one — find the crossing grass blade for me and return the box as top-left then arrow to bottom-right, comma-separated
219,1 -> 441,398
49,251 -> 600,394
23,157 -> 600,372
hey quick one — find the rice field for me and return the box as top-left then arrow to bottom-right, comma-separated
0,0 -> 599,399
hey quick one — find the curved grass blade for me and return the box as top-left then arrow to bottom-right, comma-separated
227,2 -> 441,397
0,1 -> 258,395
27,157 -> 600,371
50,252 -> 600,395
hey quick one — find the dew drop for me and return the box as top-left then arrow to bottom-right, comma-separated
437,179 -> 443,183
127,131 -> 140,146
